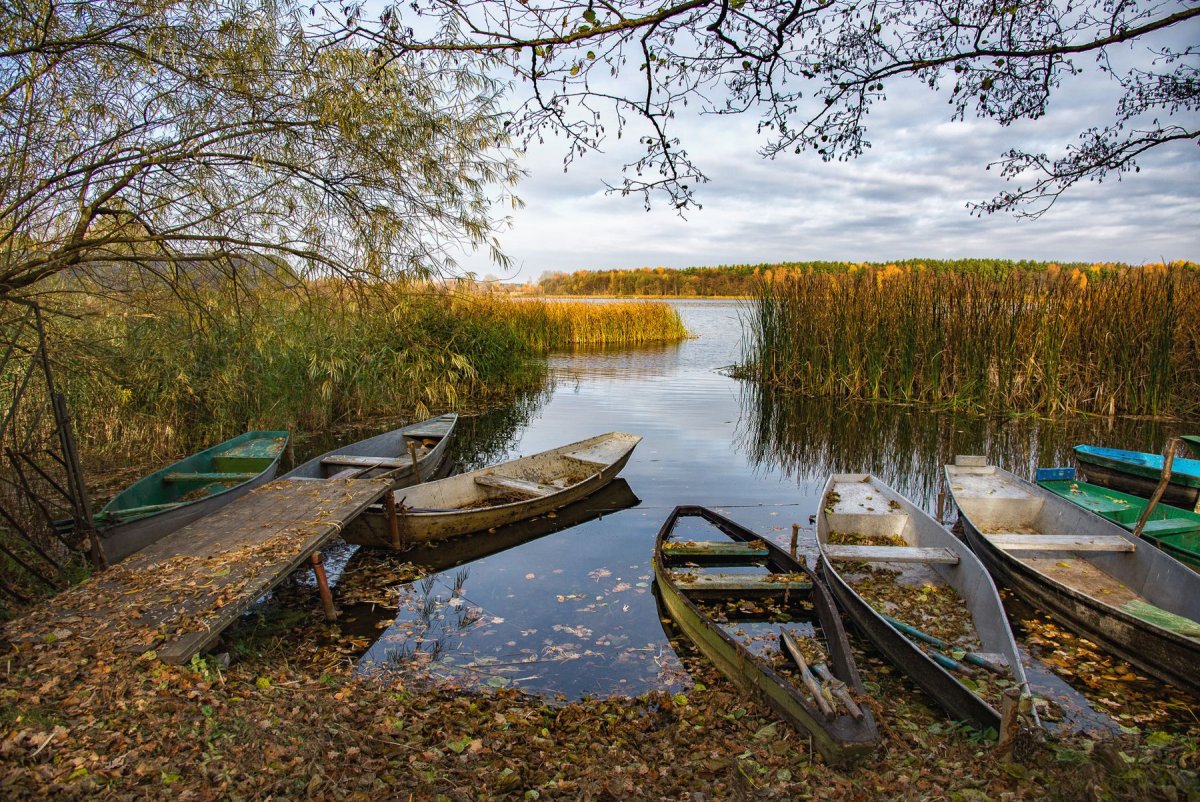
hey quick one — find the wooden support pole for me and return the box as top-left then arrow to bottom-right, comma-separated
407,441 -> 421,483
310,551 -> 338,621
1133,436 -> 1180,539
790,523 -> 800,558
385,491 -> 402,550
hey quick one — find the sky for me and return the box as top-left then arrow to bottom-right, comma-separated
449,28 -> 1200,283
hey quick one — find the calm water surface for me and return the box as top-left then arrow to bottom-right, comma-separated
318,300 -> 1191,719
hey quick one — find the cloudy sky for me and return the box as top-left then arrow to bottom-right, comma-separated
451,28 -> 1199,282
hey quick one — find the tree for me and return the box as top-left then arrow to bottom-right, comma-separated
0,0 -> 521,301
346,0 -> 1198,217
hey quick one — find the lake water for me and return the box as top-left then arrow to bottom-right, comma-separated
315,300 -> 1190,725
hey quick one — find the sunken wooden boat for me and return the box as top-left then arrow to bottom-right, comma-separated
280,413 -> 457,484
654,505 -> 879,766
1038,477 -> 1200,570
95,431 -> 289,564
816,475 -> 1031,733
342,432 -> 641,548
946,459 -> 1200,697
1074,444 -> 1200,511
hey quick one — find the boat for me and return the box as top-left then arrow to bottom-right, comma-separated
816,474 -> 1031,733
654,505 -> 879,766
95,431 -> 289,564
280,413 -> 457,483
1074,444 -> 1200,511
1184,435 -> 1200,457
945,458 -> 1200,697
1038,476 -> 1200,570
342,432 -> 641,548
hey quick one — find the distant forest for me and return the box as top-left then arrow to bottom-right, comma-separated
536,260 -> 1187,296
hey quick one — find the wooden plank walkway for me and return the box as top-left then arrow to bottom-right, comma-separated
5,477 -> 391,664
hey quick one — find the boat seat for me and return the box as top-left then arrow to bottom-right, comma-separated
983,533 -> 1136,552
661,541 -> 770,560
1141,518 -> 1200,536
163,471 -> 258,483
823,544 -> 960,564
320,455 -> 409,469
474,474 -> 557,496
673,572 -> 813,594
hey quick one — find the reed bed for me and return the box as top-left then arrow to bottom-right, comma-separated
41,283 -> 686,463
738,263 -> 1200,418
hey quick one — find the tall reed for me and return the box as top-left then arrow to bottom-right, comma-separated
738,263 -> 1200,418
43,283 -> 687,464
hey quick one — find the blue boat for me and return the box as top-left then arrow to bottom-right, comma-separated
1074,444 -> 1200,512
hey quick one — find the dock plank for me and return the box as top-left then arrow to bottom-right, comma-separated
5,478 -> 391,664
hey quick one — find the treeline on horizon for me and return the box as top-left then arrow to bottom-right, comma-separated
536,259 -> 1198,296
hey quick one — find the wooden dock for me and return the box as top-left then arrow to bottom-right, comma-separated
6,477 -> 391,663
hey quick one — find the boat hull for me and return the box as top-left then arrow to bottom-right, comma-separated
344,432 -> 640,548
947,464 -> 1200,698
816,474 -> 1027,733
279,413 -> 457,485
654,506 -> 879,766
97,430 -> 288,564
1075,445 -> 1200,511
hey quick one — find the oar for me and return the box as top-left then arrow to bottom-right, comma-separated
882,614 -> 1007,675
810,662 -> 865,721
779,631 -> 836,720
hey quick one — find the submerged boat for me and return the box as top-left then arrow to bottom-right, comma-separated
816,474 -> 1031,733
343,432 -> 641,548
654,505 -> 879,766
946,459 -> 1200,697
1074,444 -> 1200,511
95,431 -> 289,564
280,413 -> 457,484
1038,477 -> 1200,570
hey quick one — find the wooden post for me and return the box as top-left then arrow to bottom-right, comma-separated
310,551 -> 338,621
995,687 -> 1022,757
1133,436 -> 1180,539
385,491 -> 402,550
407,441 -> 421,483
790,523 -> 800,558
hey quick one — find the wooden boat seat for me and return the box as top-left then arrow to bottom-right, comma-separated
320,455 -> 409,469
661,541 -> 770,560
163,471 -> 259,483
823,544 -> 960,564
983,533 -> 1136,552
673,572 -> 813,594
1141,518 -> 1200,536
474,474 -> 557,497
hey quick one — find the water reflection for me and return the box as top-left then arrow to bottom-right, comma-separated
739,383 -> 1186,511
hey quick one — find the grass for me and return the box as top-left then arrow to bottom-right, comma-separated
736,262 -> 1200,418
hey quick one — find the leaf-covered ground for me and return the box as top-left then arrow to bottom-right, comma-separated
2,584 -> 1198,802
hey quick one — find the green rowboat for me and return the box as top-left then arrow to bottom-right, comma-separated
96,431 -> 289,563
1038,478 -> 1200,570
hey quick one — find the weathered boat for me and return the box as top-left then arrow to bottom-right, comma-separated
280,413 -> 457,484
816,474 -> 1031,732
95,431 -> 289,563
343,432 -> 641,548
1184,435 -> 1200,458
1038,477 -> 1200,570
945,459 -> 1200,697
654,505 -> 879,766
1074,444 -> 1200,511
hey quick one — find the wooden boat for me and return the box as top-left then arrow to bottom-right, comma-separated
945,459 -> 1200,697
1184,435 -> 1200,458
654,505 -> 879,766
342,432 -> 641,548
280,413 -> 457,484
816,474 -> 1031,733
1038,477 -> 1200,570
1074,444 -> 1200,511
95,431 -> 288,564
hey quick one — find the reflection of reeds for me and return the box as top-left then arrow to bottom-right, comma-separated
737,263 -> 1200,418
739,385 -> 1179,510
